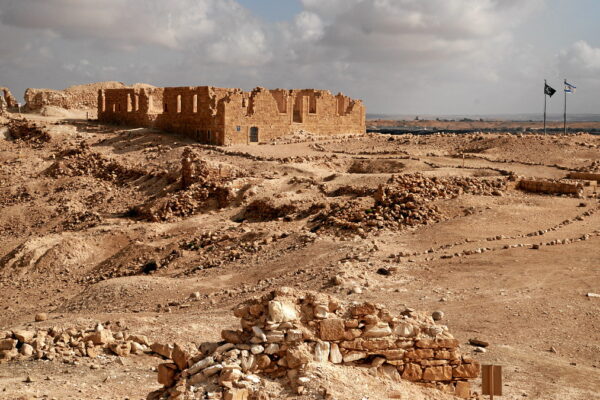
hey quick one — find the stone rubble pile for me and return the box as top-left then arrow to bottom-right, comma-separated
136,148 -> 242,222
0,323 -> 159,363
46,143 -> 150,183
314,173 -> 506,235
7,119 -> 52,143
150,288 -> 479,400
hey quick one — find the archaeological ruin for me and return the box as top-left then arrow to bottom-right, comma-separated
97,86 -> 366,145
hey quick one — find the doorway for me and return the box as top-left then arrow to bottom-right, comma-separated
249,127 -> 259,143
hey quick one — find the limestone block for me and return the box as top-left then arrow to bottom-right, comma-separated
313,341 -> 330,362
329,343 -> 343,364
362,322 -> 392,338
268,300 -> 298,323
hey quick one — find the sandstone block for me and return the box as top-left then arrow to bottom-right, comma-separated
453,362 -> 480,379
350,303 -> 377,316
377,364 -> 401,382
85,330 -> 114,346
378,349 -> 405,360
286,344 -> 311,368
157,362 -> 178,387
13,330 -> 35,344
127,334 -> 150,346
172,343 -> 189,370
109,341 -> 131,357
342,351 -> 367,363
361,338 -> 396,351
0,339 -> 17,351
423,365 -> 452,381
401,363 -> 422,381
223,388 -> 249,400
221,330 -> 243,344
151,342 -> 173,359
454,381 -> 471,398
318,318 -> 345,341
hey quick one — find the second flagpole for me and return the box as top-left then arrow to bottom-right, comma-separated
564,78 -> 567,135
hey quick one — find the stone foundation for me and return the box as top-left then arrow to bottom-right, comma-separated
517,179 -> 583,196
150,288 -> 479,399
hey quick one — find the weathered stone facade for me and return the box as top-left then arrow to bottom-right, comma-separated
98,86 -> 365,145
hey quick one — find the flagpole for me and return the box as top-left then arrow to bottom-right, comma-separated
564,78 -> 567,135
544,79 -> 547,135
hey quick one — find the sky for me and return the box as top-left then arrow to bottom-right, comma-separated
0,0 -> 599,116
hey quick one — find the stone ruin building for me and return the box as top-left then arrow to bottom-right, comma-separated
97,86 -> 366,145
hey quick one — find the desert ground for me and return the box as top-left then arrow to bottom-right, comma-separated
0,113 -> 599,399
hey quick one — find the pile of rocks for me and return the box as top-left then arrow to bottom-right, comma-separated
46,144 -> 149,183
314,173 -> 506,235
150,288 -> 479,399
7,119 -> 52,143
0,323 -> 157,363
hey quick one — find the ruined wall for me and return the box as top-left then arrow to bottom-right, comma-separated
567,172 -> 600,182
25,81 -> 127,111
517,179 -> 583,195
98,85 -> 366,145
152,288 -> 479,399
0,87 -> 18,108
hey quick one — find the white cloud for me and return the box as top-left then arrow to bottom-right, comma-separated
559,40 -> 600,78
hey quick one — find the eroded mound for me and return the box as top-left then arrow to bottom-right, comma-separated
148,288 -> 478,400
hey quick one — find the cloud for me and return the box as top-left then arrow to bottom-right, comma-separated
559,40 -> 600,79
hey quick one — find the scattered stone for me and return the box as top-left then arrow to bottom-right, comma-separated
34,313 -> 48,322
431,311 -> 444,321
468,338 -> 489,348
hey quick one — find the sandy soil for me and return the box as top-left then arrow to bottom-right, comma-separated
0,113 -> 599,399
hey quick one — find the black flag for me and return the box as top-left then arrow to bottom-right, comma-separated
544,83 -> 556,97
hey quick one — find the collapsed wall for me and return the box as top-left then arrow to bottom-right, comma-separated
517,179 -> 583,196
24,81 -> 127,112
1,87 -> 18,108
150,288 -> 479,400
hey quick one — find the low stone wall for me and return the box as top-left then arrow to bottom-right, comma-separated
150,288 -> 479,399
567,172 -> 600,182
517,179 -> 583,195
